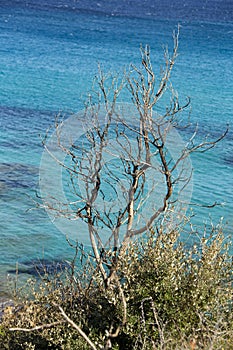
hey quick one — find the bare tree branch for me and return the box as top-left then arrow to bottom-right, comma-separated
9,320 -> 65,332
53,302 -> 98,350
40,25 -> 227,298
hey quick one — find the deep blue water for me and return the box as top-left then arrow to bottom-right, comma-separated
0,0 -> 233,297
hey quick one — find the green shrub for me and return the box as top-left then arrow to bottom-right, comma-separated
121,228 -> 233,348
1,225 -> 232,349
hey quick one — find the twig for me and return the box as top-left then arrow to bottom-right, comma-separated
53,302 -> 98,350
9,320 -> 64,332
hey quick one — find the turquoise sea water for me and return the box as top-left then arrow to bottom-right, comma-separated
0,1 -> 233,297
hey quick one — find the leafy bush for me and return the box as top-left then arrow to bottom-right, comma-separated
1,224 -> 232,349
121,227 -> 233,349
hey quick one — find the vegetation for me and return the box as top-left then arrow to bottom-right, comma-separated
1,27 -> 232,349
1,226 -> 232,349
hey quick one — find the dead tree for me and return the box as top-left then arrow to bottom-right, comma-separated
40,26 -> 227,286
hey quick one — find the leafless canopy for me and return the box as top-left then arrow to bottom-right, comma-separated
40,26 -> 227,283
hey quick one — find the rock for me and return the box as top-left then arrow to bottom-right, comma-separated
7,259 -> 70,277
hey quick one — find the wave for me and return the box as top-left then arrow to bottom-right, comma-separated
2,0 -> 233,22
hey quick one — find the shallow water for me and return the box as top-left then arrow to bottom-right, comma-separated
0,0 -> 233,296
